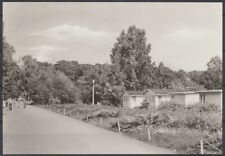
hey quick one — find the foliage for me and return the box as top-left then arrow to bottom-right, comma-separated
199,56 -> 222,90
110,25 -> 155,90
3,37 -> 24,99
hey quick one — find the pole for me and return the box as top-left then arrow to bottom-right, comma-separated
92,79 -> 95,105
200,138 -> 204,154
199,109 -> 204,154
147,126 -> 151,141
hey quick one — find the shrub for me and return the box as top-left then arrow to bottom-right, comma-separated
151,128 -> 200,152
157,103 -> 185,111
184,112 -> 221,133
89,109 -> 119,119
151,112 -> 172,127
49,96 -> 60,104
186,103 -> 220,112
100,100 -> 113,106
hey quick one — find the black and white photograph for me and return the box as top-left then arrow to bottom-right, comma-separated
3,2 -> 223,154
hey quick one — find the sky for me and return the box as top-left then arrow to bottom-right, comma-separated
3,2 -> 222,71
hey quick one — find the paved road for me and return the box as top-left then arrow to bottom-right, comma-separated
3,105 -> 176,154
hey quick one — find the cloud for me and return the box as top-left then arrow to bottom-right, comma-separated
162,27 -> 217,40
28,24 -> 116,41
27,45 -> 67,62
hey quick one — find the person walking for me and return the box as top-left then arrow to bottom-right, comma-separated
8,99 -> 13,111
5,100 -> 8,111
23,98 -> 27,109
13,98 -> 16,109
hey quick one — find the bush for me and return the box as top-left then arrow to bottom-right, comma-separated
49,96 -> 61,104
158,103 -> 185,111
184,112 -> 221,133
151,112 -> 172,127
186,103 -> 220,112
100,100 -> 113,106
151,128 -> 200,152
89,109 -> 119,119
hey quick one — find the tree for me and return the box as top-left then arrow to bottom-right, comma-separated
207,56 -> 222,73
54,60 -> 82,81
3,37 -> 22,99
110,25 -> 155,90
52,71 -> 80,104
199,56 -> 222,89
20,55 -> 80,104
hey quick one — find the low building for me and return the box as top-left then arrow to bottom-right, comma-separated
122,91 -> 145,108
123,89 -> 173,109
144,89 -> 172,108
196,90 -> 222,109
169,91 -> 200,106
122,89 -> 223,109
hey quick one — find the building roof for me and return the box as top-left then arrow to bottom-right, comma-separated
168,91 -> 197,95
145,89 -> 186,95
124,89 -> 222,97
124,90 -> 144,96
196,89 -> 222,93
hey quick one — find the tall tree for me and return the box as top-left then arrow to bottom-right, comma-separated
3,37 -> 22,99
110,25 -> 155,90
199,56 -> 222,89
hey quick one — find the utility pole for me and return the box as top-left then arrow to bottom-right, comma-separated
92,79 -> 95,105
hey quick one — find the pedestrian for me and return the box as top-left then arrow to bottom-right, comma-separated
5,100 -> 8,111
8,99 -> 13,111
13,98 -> 16,108
23,99 -> 27,109
18,97 -> 22,108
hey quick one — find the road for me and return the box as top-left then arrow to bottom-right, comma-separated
3,105 -> 176,154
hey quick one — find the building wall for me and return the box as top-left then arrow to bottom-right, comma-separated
160,95 -> 171,103
171,94 -> 185,105
122,93 -> 129,108
123,95 -> 145,108
185,93 -> 200,106
204,92 -> 222,107
128,96 -> 145,108
144,90 -> 155,108
155,95 -> 171,108
155,96 -> 160,108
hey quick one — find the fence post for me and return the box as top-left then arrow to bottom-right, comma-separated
70,110 -> 72,117
118,122 -> 121,132
147,126 -> 151,141
64,109 -> 66,115
200,138 -> 204,154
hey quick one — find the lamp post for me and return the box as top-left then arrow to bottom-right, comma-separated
92,79 -> 95,105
